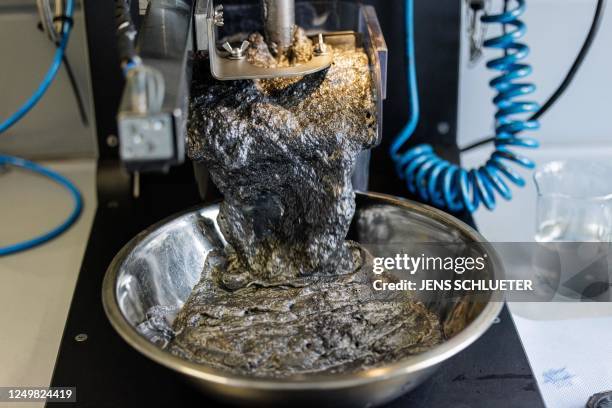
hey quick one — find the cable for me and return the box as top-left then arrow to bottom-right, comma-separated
0,155 -> 83,256
0,0 -> 74,133
391,0 -> 539,213
36,14 -> 89,126
115,0 -> 139,66
389,0 -> 420,161
0,0 -> 82,256
37,0 -> 59,43
54,11 -> 89,126
61,53 -> 89,126
123,64 -> 166,113
461,0 -> 606,153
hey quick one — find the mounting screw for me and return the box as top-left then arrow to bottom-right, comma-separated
213,5 -> 224,27
437,122 -> 450,135
106,134 -> 118,147
222,41 -> 250,60
74,333 -> 88,342
313,33 -> 328,56
493,317 -> 501,324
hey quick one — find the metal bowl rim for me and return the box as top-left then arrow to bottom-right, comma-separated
102,191 -> 504,390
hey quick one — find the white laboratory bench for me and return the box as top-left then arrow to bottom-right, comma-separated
0,159 -> 96,408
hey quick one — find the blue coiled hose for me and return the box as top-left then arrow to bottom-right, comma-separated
391,0 -> 539,212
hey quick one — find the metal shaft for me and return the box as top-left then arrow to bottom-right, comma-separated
261,0 -> 295,52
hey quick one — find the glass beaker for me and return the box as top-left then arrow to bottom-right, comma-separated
533,161 -> 612,301
534,160 -> 612,243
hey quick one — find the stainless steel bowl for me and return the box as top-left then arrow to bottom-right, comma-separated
102,192 -> 503,407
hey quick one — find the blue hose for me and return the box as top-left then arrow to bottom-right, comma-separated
391,0 -> 539,212
0,155 -> 83,256
0,0 -> 81,256
390,0 -> 420,162
0,0 -> 74,133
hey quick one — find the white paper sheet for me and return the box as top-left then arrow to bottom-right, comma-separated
511,312 -> 612,408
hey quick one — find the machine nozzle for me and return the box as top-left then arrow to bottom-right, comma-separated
261,0 -> 295,53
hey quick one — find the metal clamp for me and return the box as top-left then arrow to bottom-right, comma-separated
466,0 -> 491,65
194,0 -> 333,80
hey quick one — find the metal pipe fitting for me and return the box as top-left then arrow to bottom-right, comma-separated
261,0 -> 295,53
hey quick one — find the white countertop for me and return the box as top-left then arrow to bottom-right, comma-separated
0,159 -> 96,408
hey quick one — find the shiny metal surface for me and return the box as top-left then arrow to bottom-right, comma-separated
200,0 -> 332,80
359,4 -> 387,144
103,192 -> 503,407
194,0 -> 212,52
262,0 -> 295,51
